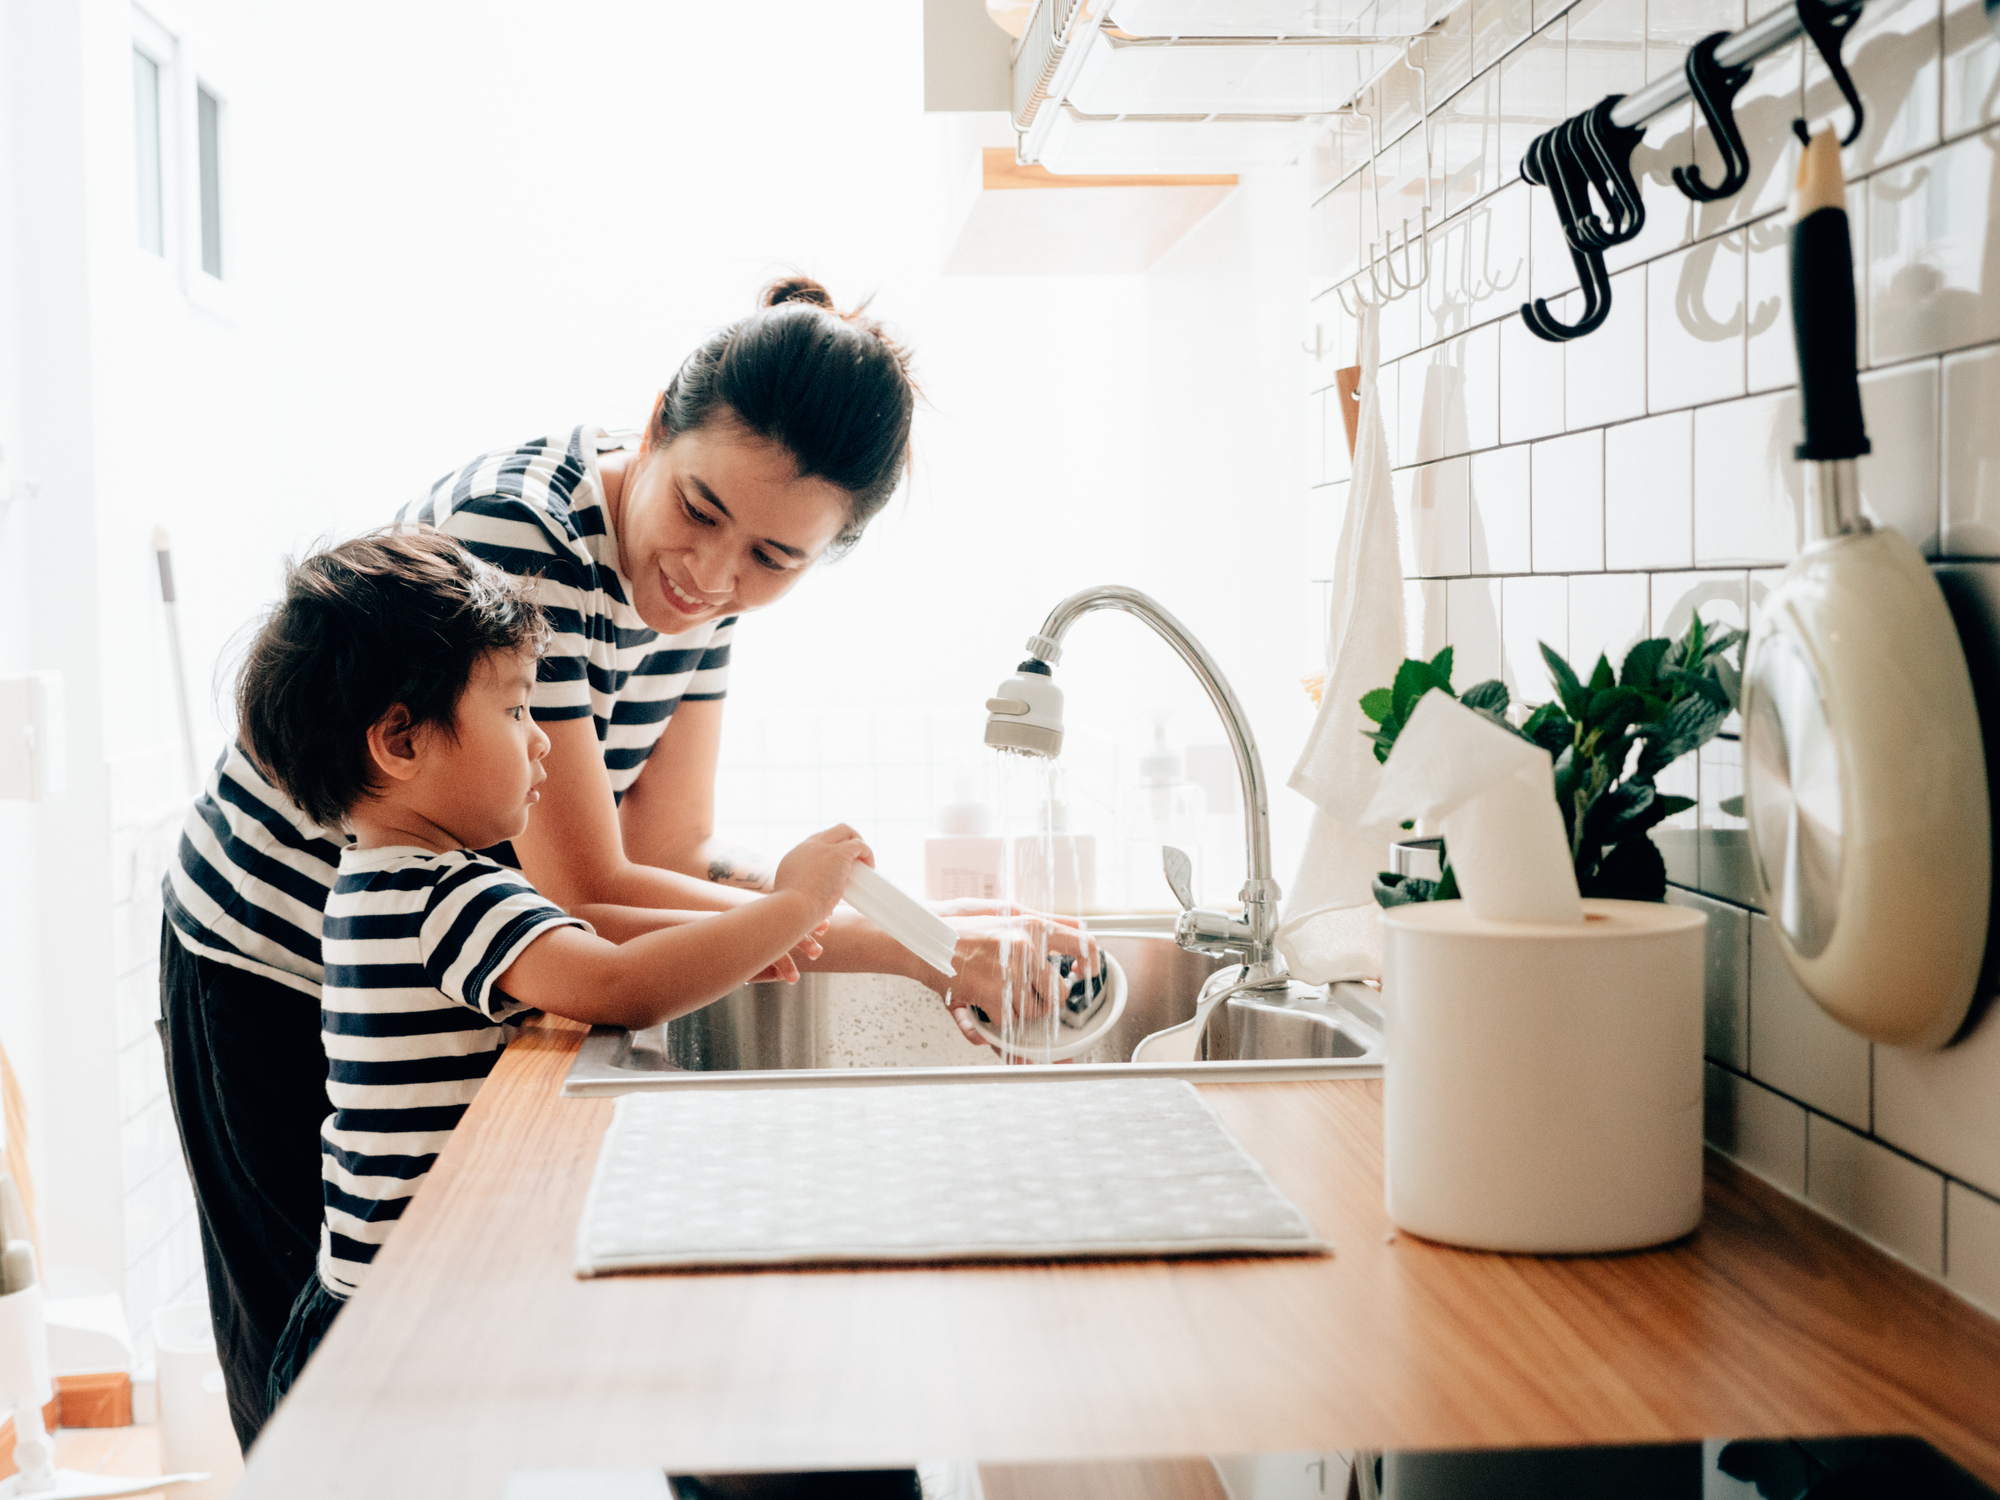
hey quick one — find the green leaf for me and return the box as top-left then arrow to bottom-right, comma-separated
1587,780 -> 1656,843
1584,833 -> 1669,901
1372,871 -> 1438,908
1619,638 -> 1671,694
1540,642 -> 1589,718
1428,645 -> 1456,687
1700,625 -> 1745,662
1391,658 -> 1440,720
1460,679 -> 1509,715
1434,861 -> 1460,901
1718,793 -> 1745,818
1660,667 -> 1732,710
1359,687 -> 1394,724
1521,702 -> 1574,758
1635,695 -> 1729,779
1588,653 -> 1615,693
1583,685 -> 1647,734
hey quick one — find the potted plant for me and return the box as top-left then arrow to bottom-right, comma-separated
1363,616 -> 1742,906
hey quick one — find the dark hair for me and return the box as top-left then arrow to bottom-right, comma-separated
236,527 -> 549,828
651,275 -> 917,555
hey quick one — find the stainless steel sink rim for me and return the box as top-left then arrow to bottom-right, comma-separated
558,928 -> 1384,1095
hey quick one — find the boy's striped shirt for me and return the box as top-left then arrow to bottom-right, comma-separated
165,425 -> 734,991
315,845 -> 584,1297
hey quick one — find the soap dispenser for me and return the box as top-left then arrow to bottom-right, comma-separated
1119,725 -> 1208,912
924,772 -> 1004,902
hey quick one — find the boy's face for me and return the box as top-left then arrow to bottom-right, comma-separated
422,648 -> 550,849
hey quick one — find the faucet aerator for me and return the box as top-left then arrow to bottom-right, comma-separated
983,656 -> 1066,759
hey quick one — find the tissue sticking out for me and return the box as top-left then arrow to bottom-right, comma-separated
1361,692 -> 1584,925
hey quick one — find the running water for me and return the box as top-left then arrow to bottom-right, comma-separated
975,748 -> 1093,1063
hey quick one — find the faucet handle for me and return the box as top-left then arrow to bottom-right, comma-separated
1162,846 -> 1196,911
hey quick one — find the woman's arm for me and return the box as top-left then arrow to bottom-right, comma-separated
510,715 -> 752,914
617,698 -> 775,889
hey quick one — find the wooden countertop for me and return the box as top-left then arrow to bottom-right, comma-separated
238,1015 -> 2000,1498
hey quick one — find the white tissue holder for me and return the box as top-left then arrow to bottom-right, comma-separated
1379,898 -> 1707,1254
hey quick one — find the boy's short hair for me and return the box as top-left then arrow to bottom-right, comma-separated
238,527 -> 549,828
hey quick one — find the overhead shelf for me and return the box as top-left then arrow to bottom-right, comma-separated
1011,0 -> 1461,171
943,146 -> 1238,273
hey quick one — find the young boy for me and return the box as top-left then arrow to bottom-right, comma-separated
244,529 -> 869,1404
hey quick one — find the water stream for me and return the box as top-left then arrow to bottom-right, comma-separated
975,748 -> 1094,1063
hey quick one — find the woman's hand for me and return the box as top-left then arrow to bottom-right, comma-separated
926,903 -> 1099,1048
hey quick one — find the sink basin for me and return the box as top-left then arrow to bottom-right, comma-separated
561,928 -> 1384,1094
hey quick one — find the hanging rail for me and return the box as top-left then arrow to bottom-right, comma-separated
1518,0 -> 1870,339
1605,0 -> 1865,132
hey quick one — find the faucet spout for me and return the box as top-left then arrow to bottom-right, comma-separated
1017,585 -> 1284,984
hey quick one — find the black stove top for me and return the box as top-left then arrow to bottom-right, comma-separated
506,1436 -> 1997,1500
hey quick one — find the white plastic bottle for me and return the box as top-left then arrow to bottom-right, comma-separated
924,774 -> 1005,902
1119,725 -> 1208,911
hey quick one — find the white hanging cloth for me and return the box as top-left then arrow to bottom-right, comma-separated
1276,306 -> 1406,984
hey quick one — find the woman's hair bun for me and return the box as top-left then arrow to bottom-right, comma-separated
761,275 -> 835,311
654,274 -> 919,558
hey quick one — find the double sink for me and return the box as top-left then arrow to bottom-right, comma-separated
562,926 -> 1385,1095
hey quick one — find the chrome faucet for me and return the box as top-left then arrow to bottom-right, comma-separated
982,585 -> 1288,993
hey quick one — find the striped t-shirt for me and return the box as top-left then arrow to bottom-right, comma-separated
165,425 -> 736,992
316,845 -> 584,1297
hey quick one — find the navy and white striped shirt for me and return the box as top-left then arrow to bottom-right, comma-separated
165,426 -> 735,991
316,845 -> 584,1297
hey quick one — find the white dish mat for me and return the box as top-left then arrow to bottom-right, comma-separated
575,1078 -> 1328,1274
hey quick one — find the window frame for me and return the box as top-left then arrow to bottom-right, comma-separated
181,63 -> 232,316
129,7 -> 178,277
130,3 -> 237,318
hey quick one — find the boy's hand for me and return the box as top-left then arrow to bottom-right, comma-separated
774,825 -> 873,925
752,919 -> 830,984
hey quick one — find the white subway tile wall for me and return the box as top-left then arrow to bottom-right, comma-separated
1806,1114 -> 1948,1275
1307,0 -> 2000,1320
1948,1183 -> 2000,1316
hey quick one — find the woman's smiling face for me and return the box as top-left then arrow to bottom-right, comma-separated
614,418 -> 849,633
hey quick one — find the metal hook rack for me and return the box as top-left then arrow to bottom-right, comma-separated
1335,36 -> 1437,318
1518,0 -> 1870,342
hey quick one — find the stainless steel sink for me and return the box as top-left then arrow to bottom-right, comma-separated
561,928 -> 1383,1095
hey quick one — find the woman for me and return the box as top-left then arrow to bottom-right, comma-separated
161,277 -> 1083,1448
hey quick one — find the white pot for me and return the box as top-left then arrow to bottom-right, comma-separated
1379,898 -> 1707,1253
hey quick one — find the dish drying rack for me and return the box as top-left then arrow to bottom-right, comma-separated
1011,0 -> 1463,173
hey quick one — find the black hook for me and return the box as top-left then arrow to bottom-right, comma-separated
1573,98 -> 1649,248
1792,0 -> 1866,147
1517,99 -> 1644,342
1522,238 -> 1615,341
1520,101 -> 1646,256
1519,118 -> 1619,342
1675,32 -> 1756,201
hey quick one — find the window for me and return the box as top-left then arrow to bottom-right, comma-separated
195,85 -> 222,279
133,47 -> 164,256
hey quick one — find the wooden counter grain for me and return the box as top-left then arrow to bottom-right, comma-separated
238,1015 -> 2000,1498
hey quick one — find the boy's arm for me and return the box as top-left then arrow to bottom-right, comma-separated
497,891 -> 822,1031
